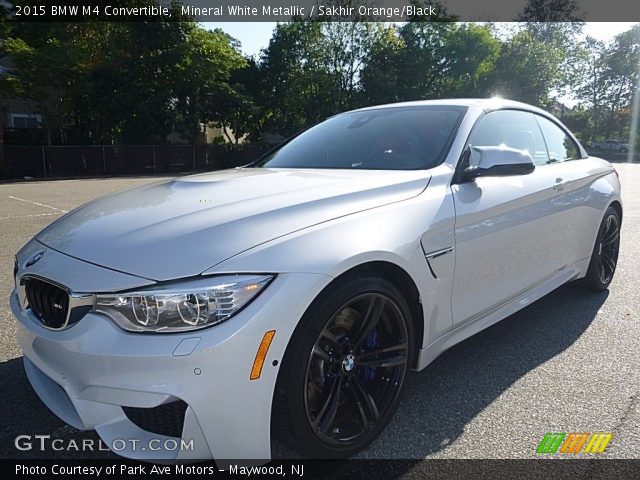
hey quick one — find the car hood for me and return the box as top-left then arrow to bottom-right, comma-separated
36,168 -> 431,281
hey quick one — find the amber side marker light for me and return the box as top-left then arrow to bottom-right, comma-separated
250,330 -> 276,380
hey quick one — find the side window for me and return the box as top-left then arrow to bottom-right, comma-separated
535,116 -> 581,162
468,110 -> 549,166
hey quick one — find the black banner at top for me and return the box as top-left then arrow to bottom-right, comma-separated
2,0 -> 640,22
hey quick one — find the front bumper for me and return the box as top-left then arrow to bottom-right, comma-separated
11,271 -> 331,462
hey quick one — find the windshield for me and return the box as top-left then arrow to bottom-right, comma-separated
257,106 -> 467,170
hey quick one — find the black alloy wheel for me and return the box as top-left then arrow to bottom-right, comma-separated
580,206 -> 621,291
273,276 -> 414,458
596,212 -> 620,284
304,292 -> 409,446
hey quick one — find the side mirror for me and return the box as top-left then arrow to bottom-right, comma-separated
461,146 -> 535,182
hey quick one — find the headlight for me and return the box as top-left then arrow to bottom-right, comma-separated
94,275 -> 274,333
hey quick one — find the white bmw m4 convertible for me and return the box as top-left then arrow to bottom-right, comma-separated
11,99 -> 621,461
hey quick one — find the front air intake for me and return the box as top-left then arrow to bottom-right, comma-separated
123,400 -> 188,438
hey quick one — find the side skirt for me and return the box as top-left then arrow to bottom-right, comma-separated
414,258 -> 590,371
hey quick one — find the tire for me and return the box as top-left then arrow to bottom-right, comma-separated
272,275 -> 414,458
579,206 -> 621,291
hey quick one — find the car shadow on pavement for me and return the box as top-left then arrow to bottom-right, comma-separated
357,283 -> 609,459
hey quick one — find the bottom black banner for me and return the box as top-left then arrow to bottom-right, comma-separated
3,459 -> 640,480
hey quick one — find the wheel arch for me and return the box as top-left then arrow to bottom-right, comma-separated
285,260 -> 425,370
609,200 -> 623,223
331,261 -> 424,367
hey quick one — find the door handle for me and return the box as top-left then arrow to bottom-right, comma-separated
553,178 -> 569,191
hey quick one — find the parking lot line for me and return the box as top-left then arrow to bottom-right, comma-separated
7,195 -> 69,214
0,212 -> 63,221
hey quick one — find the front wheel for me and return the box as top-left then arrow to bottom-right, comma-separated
273,276 -> 414,458
579,206 -> 621,291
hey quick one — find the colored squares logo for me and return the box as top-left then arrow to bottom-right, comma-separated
537,433 -> 613,454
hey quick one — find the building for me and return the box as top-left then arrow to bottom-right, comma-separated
1,57 -> 44,147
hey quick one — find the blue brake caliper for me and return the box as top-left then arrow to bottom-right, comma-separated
362,329 -> 378,382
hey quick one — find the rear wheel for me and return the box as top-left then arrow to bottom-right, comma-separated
580,206 -> 621,291
273,276 -> 414,458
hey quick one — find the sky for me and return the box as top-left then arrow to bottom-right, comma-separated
203,22 -> 639,58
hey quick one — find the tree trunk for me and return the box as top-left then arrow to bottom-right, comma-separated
222,125 -> 233,144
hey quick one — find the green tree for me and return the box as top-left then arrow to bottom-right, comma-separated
361,21 -> 498,104
516,1 -> 587,107
439,23 -> 500,97
572,36 -> 608,140
2,19 -> 246,144
490,30 -> 563,106
258,19 -> 396,136
598,25 -> 640,138
359,25 -> 406,104
2,23 -> 90,144
213,57 -> 264,142
258,21 -> 336,136
171,27 -> 247,143
392,21 -> 456,100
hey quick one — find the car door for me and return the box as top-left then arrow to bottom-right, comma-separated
534,114 -> 600,266
450,109 -> 569,326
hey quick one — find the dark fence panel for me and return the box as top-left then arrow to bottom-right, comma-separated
205,144 -> 270,170
0,144 -> 271,180
2,146 -> 45,178
155,145 -> 199,174
104,146 -> 155,175
47,146 -> 105,177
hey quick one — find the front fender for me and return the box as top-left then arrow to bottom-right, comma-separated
206,191 -> 457,350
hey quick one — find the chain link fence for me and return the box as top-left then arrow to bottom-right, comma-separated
0,144 -> 271,180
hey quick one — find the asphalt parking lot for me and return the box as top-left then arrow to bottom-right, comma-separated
0,166 -> 638,461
